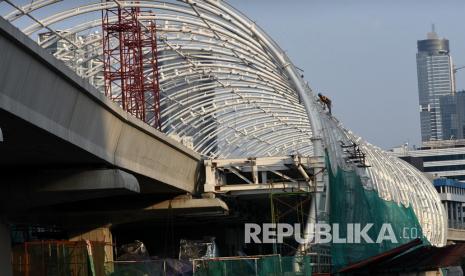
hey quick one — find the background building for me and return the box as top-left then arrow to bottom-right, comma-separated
440,90 -> 465,140
392,140 -> 465,180
392,141 -> 465,230
434,178 -> 465,229
416,27 -> 455,141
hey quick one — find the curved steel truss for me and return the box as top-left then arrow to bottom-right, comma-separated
1,0 -> 447,247
2,0 -> 315,158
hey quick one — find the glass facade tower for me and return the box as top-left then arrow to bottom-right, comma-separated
416,29 -> 455,142
440,91 -> 465,140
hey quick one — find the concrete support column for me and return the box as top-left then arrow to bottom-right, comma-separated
450,201 -> 453,227
454,202 -> 459,225
69,226 -> 113,262
457,202 -> 463,226
445,201 -> 449,223
0,222 -> 12,276
450,202 -> 453,223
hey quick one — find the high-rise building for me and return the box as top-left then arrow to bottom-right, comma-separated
440,91 -> 465,140
416,27 -> 455,142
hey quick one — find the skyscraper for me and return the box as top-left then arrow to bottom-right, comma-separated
416,27 -> 455,142
440,91 -> 465,140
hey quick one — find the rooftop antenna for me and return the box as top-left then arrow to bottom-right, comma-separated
427,23 -> 438,39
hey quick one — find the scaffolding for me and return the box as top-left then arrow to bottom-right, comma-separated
269,192 -> 331,274
101,3 -> 161,128
270,192 -> 310,256
11,240 -> 110,276
203,155 -> 331,273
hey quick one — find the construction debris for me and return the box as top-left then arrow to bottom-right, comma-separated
179,237 -> 218,261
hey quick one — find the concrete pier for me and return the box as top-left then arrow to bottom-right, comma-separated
0,222 -> 12,276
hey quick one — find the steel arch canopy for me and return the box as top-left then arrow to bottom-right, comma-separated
1,0 -> 447,249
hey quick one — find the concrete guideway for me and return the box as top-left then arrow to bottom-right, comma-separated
0,17 -> 201,193
447,228 -> 465,242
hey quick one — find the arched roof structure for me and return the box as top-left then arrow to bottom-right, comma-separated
1,0 -> 447,248
2,0 -> 318,158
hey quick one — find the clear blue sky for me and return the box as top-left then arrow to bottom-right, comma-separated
233,0 -> 465,149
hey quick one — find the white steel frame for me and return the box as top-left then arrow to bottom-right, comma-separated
1,0 -> 447,248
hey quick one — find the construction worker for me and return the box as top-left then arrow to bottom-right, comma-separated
318,93 -> 332,115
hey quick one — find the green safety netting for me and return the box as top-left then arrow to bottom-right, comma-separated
104,256 -> 312,276
194,255 -> 312,276
328,156 -> 428,271
105,262 -> 165,276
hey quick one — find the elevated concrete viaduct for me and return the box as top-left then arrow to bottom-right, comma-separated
0,15 -> 203,198
0,17 -> 219,274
